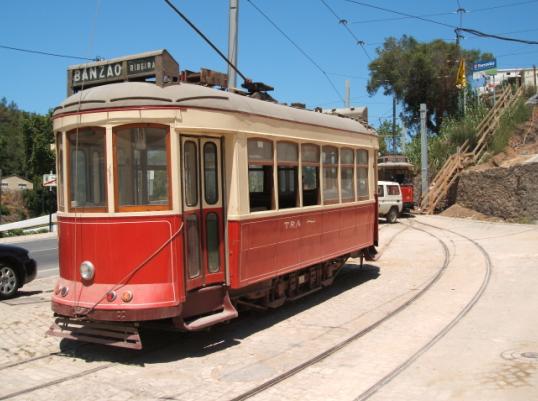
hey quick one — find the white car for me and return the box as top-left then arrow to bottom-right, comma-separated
378,181 -> 403,223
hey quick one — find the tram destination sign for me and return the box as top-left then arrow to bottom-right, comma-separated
67,50 -> 179,95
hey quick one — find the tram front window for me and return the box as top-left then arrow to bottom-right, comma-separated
67,128 -> 106,211
115,125 -> 170,211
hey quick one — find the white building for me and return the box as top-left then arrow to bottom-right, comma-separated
481,67 -> 538,92
0,175 -> 33,191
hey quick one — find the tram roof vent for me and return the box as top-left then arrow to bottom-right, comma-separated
67,49 -> 180,96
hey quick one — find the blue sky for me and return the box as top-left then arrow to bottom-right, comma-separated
1,0 -> 537,128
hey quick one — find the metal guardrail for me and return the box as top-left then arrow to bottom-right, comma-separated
0,213 -> 57,233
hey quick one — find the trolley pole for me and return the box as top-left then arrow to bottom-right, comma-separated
227,0 -> 239,90
420,103 -> 428,199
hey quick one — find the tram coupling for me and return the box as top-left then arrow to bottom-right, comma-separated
47,317 -> 143,350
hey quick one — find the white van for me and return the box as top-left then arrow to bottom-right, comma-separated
378,181 -> 403,223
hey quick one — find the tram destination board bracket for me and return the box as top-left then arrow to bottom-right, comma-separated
67,49 -> 180,95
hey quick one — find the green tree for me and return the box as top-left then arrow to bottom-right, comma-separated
368,36 -> 493,134
376,120 -> 402,156
0,98 -> 25,176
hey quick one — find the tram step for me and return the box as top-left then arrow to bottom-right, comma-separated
174,288 -> 238,331
47,318 -> 142,350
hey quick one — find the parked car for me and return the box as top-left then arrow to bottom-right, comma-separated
0,244 -> 37,299
378,181 -> 403,223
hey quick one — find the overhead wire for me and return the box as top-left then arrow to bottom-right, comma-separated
0,44 -> 99,61
246,0 -> 344,102
163,0 -> 248,82
349,0 -> 538,25
319,0 -> 371,61
345,0 -> 538,45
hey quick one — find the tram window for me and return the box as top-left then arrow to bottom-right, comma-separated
301,143 -> 320,206
203,142 -> 218,205
185,214 -> 201,278
56,133 -> 64,211
341,148 -> 354,202
277,142 -> 298,209
322,146 -> 339,204
206,213 -> 220,273
67,128 -> 106,211
115,126 -> 170,210
248,139 -> 274,212
184,141 -> 198,207
356,149 -> 369,199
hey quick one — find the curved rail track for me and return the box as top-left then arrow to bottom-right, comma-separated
352,219 -> 493,400
229,221 -> 452,401
0,219 -> 493,401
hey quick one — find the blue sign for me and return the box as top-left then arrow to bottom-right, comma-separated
472,59 -> 497,73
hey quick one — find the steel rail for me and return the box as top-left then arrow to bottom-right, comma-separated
228,221 -> 451,401
353,219 -> 493,400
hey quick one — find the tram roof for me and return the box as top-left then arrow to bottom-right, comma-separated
53,82 -> 374,135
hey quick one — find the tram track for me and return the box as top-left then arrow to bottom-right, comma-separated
228,220 -> 451,401
352,219 -> 493,401
0,338 -> 175,401
0,219 -> 491,401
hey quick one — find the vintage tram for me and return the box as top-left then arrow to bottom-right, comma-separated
377,154 -> 415,212
48,52 -> 379,349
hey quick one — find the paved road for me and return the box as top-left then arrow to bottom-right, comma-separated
0,217 -> 536,401
6,235 -> 59,278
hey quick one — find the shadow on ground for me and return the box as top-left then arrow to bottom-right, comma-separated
58,263 -> 380,366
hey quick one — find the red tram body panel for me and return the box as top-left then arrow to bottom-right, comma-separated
229,204 -> 375,288
47,52 -> 379,349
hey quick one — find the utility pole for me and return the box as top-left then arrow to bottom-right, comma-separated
532,65 -> 538,93
420,103 -> 428,199
534,65 -> 537,93
345,80 -> 350,108
227,0 -> 239,90
392,96 -> 397,154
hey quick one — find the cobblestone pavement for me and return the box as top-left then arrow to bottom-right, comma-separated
1,216 -> 537,401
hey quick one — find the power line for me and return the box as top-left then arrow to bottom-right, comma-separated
350,11 -> 455,25
163,0 -> 248,82
345,0 -> 538,45
457,27 -> 538,44
0,44 -> 99,61
349,0 -> 538,25
344,0 -> 456,29
319,0 -> 371,61
246,0 -> 344,102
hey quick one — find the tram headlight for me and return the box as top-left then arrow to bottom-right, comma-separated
80,261 -> 95,281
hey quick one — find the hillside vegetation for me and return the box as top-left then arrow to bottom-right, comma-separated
0,98 -> 56,221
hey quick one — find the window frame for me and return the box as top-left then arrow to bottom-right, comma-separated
247,137 -> 275,213
322,145 -> 339,205
340,147 -> 355,203
300,143 -> 321,207
56,132 -> 65,212
356,148 -> 370,201
112,123 -> 172,213
276,141 -> 299,210
66,126 -> 108,213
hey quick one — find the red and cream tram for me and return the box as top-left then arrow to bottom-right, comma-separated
48,59 -> 378,349
378,155 -> 415,212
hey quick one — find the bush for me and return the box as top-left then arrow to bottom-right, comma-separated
489,98 -> 531,155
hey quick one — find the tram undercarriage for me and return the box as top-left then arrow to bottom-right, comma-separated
47,251 -> 376,350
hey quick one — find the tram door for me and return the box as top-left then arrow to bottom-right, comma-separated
181,136 -> 225,291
